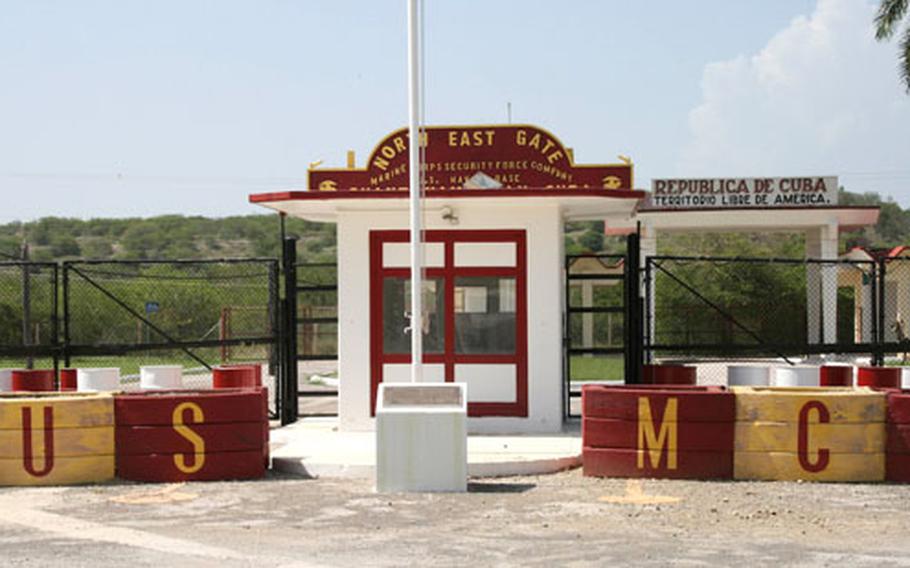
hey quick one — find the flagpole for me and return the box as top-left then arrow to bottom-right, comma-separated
407,0 -> 423,383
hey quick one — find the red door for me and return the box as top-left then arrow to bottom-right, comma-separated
370,230 -> 528,417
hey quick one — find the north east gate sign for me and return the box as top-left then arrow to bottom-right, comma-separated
308,124 -> 634,192
648,176 -> 839,209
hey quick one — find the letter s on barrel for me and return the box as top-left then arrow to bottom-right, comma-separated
798,400 -> 830,473
172,402 -> 206,474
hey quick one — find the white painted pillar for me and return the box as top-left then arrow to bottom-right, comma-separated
820,221 -> 839,345
640,223 -> 658,347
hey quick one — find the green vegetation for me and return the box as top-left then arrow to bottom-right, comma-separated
0,214 -> 336,263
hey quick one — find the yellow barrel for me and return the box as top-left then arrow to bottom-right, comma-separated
0,393 -> 114,486
732,387 -> 885,482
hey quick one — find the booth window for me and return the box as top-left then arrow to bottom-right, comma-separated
454,277 -> 516,354
382,278 -> 445,354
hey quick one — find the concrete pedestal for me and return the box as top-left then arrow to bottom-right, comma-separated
375,383 -> 467,493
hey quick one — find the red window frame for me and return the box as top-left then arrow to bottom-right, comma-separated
369,229 -> 528,418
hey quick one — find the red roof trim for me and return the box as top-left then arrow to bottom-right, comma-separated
250,188 -> 646,204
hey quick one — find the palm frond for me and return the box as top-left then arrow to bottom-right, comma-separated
901,27 -> 910,92
875,0 -> 908,40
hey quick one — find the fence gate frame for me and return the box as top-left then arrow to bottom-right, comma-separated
563,233 -> 643,419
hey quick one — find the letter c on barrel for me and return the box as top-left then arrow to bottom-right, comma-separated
172,402 -> 206,474
797,400 -> 830,473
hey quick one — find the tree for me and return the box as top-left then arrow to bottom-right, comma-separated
875,0 -> 910,92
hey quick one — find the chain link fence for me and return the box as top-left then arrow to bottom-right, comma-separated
644,256 -> 879,385
0,261 -> 58,369
63,259 -> 280,413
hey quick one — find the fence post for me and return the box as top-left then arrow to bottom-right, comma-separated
624,232 -> 642,384
281,237 -> 299,425
62,262 -> 70,368
876,259 -> 887,366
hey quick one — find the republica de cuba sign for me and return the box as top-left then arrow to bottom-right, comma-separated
308,124 -> 633,192
649,176 -> 838,209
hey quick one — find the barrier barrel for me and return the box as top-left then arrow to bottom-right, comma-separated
140,366 -> 183,390
885,390 -> 910,482
582,385 -> 735,479
773,366 -> 820,387
727,366 -> 771,387
114,389 -> 268,482
0,393 -> 115,485
77,368 -> 120,392
641,364 -> 697,386
222,364 -> 263,387
59,369 -> 77,392
733,387 -> 885,482
0,370 -> 12,392
11,370 -> 55,392
857,367 -> 901,389
212,366 -> 258,390
820,365 -> 853,387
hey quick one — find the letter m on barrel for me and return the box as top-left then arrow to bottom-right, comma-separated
637,397 -> 678,470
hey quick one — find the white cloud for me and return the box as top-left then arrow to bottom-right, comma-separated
679,0 -> 910,202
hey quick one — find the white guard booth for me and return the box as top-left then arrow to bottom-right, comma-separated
251,124 -> 643,434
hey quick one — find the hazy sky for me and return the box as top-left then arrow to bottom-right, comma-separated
1,0 -> 908,222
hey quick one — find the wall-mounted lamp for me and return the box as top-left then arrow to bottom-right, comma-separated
441,206 -> 459,225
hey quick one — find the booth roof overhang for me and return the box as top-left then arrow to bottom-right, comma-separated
605,205 -> 880,235
249,188 -> 647,223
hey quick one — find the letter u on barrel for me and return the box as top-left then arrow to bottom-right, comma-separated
798,401 -> 830,473
21,406 -> 55,477
637,397 -> 678,469
172,402 -> 206,474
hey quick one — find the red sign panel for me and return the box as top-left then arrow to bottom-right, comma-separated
308,124 -> 633,192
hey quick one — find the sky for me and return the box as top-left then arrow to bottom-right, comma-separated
0,0 -> 908,222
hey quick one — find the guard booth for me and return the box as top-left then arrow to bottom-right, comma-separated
252,124 -> 643,433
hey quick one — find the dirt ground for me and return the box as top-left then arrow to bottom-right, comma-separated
1,468 -> 910,567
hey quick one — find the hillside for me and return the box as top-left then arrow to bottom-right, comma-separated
0,214 -> 336,263
0,189 -> 905,263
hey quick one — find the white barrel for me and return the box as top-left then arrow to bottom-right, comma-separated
140,365 -> 183,390
773,365 -> 820,387
0,369 -> 12,392
902,367 -> 910,389
727,365 -> 771,386
77,368 -> 121,392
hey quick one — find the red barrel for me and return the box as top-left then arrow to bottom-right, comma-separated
820,365 -> 853,387
59,368 -> 77,391
11,369 -> 55,392
213,366 -> 258,389
222,364 -> 262,387
856,366 -> 901,389
642,364 -> 697,385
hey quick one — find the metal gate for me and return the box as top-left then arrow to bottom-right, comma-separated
563,233 -> 642,419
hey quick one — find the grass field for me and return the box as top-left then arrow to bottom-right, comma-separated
569,355 -> 624,381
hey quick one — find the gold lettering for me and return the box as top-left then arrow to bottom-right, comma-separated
516,129 -> 527,146
637,397 -> 678,470
448,131 -> 458,147
393,136 -> 406,153
172,402 -> 206,474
